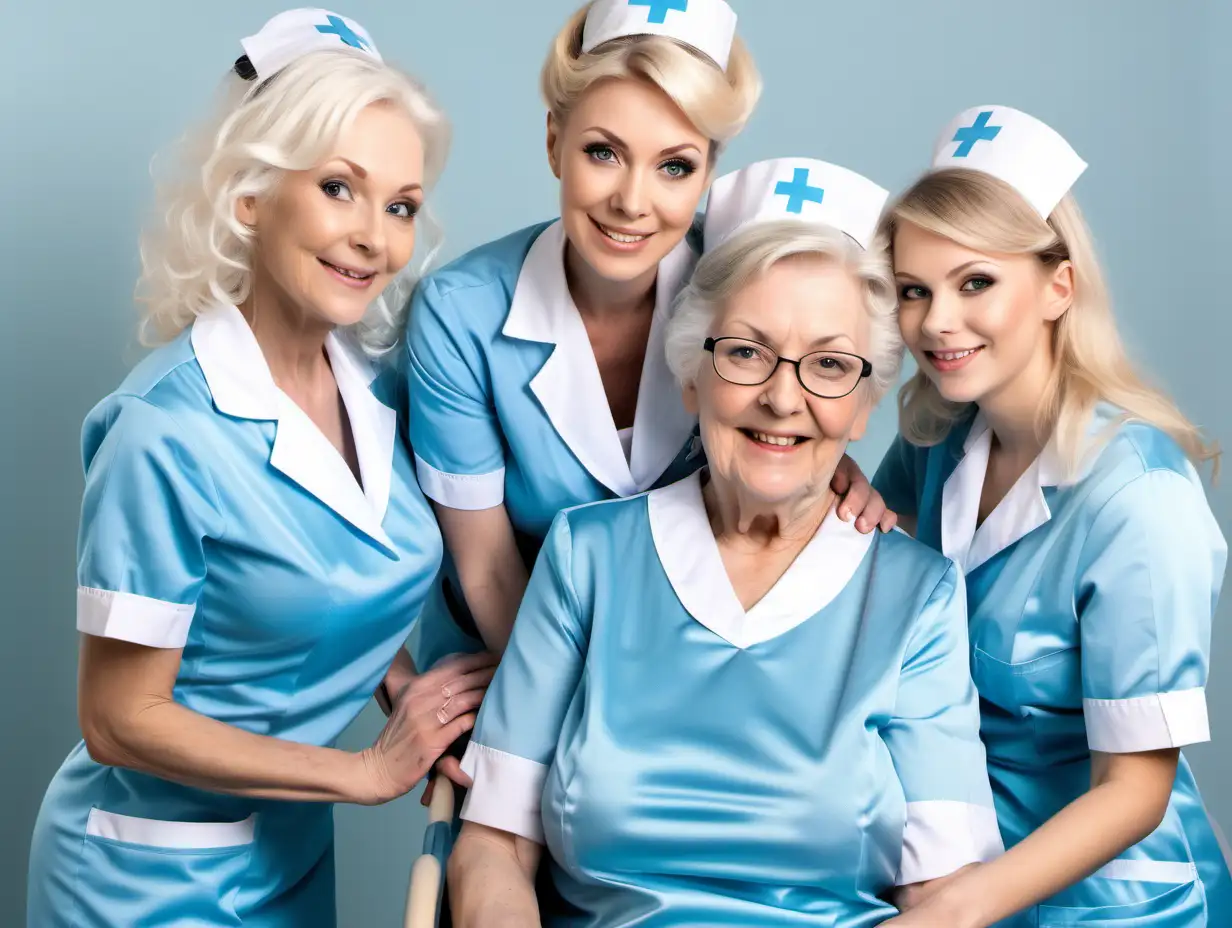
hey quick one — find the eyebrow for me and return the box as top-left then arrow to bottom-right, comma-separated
581,127 -> 702,157
735,323 -> 854,351
336,158 -> 423,195
895,259 -> 989,282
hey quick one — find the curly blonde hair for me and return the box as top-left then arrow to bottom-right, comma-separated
137,48 -> 450,357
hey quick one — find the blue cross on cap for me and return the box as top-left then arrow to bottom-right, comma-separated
628,0 -> 689,25
316,14 -> 370,49
952,111 -> 1002,158
774,168 -> 825,214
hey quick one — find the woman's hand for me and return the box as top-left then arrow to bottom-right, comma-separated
831,453 -> 896,534
357,650 -> 498,805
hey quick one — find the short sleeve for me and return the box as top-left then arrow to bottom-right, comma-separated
883,563 -> 1004,885
872,434 -> 922,518
459,513 -> 588,843
76,397 -> 224,649
1078,468 -> 1226,753
404,277 -> 506,510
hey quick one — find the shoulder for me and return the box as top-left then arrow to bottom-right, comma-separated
1065,413 -> 1223,560
415,221 -> 555,308
1076,412 -> 1209,513
871,527 -> 958,596
83,333 -> 212,457
558,491 -> 650,538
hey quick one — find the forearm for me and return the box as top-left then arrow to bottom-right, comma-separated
448,828 -> 541,927
930,777 -> 1169,927
457,556 -> 529,655
86,694 -> 371,805
435,503 -> 530,655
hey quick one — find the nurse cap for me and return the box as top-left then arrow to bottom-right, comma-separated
703,158 -> 890,253
582,0 -> 738,71
235,8 -> 381,83
931,105 -> 1087,218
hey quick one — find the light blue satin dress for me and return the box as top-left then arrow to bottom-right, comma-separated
459,471 -> 1004,927
873,404 -> 1232,926
404,219 -> 701,669
27,305 -> 443,928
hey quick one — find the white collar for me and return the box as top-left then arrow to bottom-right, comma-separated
191,305 -> 397,552
648,470 -> 873,649
942,410 -> 1078,573
502,220 -> 698,497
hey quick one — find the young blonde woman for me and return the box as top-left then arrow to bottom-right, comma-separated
26,11 -> 495,926
862,105 -> 1230,927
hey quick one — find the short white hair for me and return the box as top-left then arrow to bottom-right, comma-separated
136,48 -> 451,357
666,221 -> 902,403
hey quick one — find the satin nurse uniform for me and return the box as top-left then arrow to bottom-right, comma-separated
873,405 -> 1232,926
405,220 -> 701,668
457,471 -> 1004,927
27,305 -> 443,927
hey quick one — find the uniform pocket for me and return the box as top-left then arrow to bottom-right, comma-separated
1037,877 -> 1202,926
75,808 -> 256,927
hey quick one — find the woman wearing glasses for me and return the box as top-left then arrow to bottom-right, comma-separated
445,160 -> 1002,927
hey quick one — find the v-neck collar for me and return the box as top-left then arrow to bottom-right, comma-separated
941,410 -> 1085,573
501,220 -> 698,497
647,470 -> 874,649
191,304 -> 397,553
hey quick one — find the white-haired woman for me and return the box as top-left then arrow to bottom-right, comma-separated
846,107 -> 1228,927
403,2 -> 889,705
26,11 -> 496,927
444,160 -> 1003,928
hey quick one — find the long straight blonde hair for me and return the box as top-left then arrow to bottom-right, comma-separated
883,169 -> 1219,477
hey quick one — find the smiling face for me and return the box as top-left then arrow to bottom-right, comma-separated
684,256 -> 874,507
548,77 -> 711,290
238,101 -> 425,329
893,220 -> 1073,408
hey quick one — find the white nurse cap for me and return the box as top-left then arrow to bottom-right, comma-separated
703,158 -> 890,252
237,8 -> 381,83
581,0 -> 738,71
931,105 -> 1087,218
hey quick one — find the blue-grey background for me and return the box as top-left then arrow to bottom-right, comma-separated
1,2 -> 1227,924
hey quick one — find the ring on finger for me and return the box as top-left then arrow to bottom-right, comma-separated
436,694 -> 454,726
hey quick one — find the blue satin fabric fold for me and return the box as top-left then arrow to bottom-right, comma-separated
873,409 -> 1232,926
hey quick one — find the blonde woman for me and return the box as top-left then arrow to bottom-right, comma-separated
404,1 -> 891,706
862,106 -> 1230,926
26,11 -> 496,927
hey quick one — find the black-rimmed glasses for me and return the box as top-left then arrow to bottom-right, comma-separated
703,336 -> 872,399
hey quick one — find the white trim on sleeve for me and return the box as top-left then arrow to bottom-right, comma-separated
414,454 -> 505,511
1092,859 -> 1197,884
897,800 -> 1004,886
459,742 -> 547,844
86,808 -> 256,849
1084,688 -> 1210,753
77,586 -> 195,649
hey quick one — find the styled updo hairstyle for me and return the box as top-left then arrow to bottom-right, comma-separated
540,2 -> 761,159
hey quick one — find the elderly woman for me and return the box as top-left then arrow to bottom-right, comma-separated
444,159 -> 1004,928
27,11 -> 494,927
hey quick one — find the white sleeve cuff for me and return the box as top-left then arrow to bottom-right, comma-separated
897,800 -> 1004,886
414,454 -> 505,510
459,742 -> 547,844
77,586 -> 194,649
1085,688 -> 1210,753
